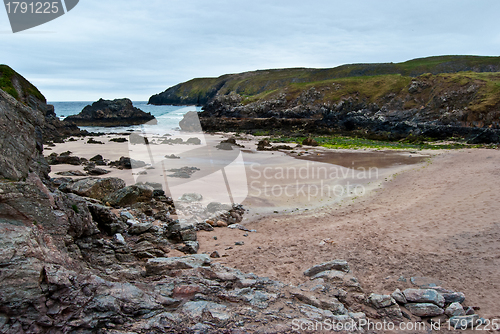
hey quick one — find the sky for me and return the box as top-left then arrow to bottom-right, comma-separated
1,0 -> 500,101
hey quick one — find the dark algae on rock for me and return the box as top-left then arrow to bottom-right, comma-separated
65,98 -> 156,126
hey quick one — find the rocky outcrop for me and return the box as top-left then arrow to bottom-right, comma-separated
0,89 -> 46,181
0,65 -> 84,143
65,98 -> 156,126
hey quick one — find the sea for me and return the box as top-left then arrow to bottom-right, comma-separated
49,101 -> 202,135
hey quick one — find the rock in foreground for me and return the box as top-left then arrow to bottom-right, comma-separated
64,98 -> 156,126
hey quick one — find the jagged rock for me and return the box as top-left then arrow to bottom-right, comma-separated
403,288 -> 445,307
109,156 -> 147,169
304,260 -> 350,277
128,221 -> 153,235
56,170 -> 87,176
441,291 -> 466,304
405,303 -> 444,317
368,293 -> 395,309
302,137 -> 319,146
196,221 -> 214,231
377,304 -> 404,321
89,154 -> 107,165
65,98 -> 156,126
391,288 -> 407,304
109,137 -> 128,143
168,166 -> 200,178
59,177 -> 126,200
449,315 -> 480,329
257,139 -> 272,150
166,220 -> 197,242
46,152 -> 82,166
104,184 -> 154,207
145,254 -> 211,276
178,241 -> 200,254
83,162 -> 110,175
87,137 -> 104,144
445,302 -> 466,317
88,202 -> 126,235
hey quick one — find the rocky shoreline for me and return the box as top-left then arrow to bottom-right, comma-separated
191,86 -> 500,144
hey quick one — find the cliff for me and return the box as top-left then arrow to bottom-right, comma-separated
153,56 -> 500,142
149,55 -> 500,106
0,64 -> 84,142
65,98 -> 156,126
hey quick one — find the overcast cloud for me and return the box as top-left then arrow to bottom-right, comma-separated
1,0 -> 499,101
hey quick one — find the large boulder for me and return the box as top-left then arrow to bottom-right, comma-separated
59,177 -> 126,200
64,98 -> 156,127
104,184 -> 154,207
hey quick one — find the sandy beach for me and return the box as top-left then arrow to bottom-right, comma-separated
46,133 -> 428,220
45,135 -> 500,320
198,148 -> 500,320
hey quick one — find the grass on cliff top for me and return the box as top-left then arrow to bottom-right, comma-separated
270,135 -> 489,150
0,64 -> 46,103
0,65 -> 20,99
165,55 -> 500,102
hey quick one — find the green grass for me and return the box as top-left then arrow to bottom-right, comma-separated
0,65 -> 20,99
270,135 -> 489,150
0,64 -> 46,103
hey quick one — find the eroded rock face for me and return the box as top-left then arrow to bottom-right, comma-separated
59,177 -> 126,200
64,98 -> 156,127
0,89 -> 44,181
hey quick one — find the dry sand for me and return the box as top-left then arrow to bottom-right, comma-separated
199,148 -> 500,320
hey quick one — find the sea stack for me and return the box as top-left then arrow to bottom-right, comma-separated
65,98 -> 156,126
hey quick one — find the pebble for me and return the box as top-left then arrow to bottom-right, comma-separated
213,236 -> 218,240
235,241 -> 244,246
113,233 -> 126,245
210,251 -> 220,258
